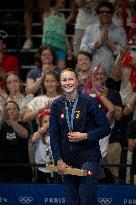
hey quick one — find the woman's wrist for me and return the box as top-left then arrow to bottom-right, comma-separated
38,126 -> 47,135
81,133 -> 87,140
37,77 -> 42,87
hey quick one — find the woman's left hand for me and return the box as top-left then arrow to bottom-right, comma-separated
68,132 -> 87,142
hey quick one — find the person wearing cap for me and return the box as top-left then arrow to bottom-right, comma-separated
0,30 -> 20,89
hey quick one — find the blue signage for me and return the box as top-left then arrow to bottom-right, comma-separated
0,184 -> 135,205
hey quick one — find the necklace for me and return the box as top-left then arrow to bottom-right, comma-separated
66,98 -> 75,105
66,93 -> 77,104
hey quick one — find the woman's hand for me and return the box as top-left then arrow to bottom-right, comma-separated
40,70 -> 46,81
68,132 -> 87,142
0,87 -> 7,100
114,106 -> 123,120
38,126 -> 48,135
57,159 -> 68,175
95,85 -> 108,97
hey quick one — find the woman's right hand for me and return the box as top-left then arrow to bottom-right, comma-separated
93,83 -> 107,97
40,70 -> 46,81
0,87 -> 7,100
57,159 -> 68,175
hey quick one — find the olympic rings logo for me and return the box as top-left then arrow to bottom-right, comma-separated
98,198 -> 112,205
18,196 -> 33,204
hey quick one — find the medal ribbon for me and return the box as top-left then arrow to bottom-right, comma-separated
65,94 -> 79,131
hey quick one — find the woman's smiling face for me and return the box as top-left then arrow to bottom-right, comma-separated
60,70 -> 78,95
44,74 -> 58,93
77,53 -> 92,72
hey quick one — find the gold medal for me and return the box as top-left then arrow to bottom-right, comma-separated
76,110 -> 80,119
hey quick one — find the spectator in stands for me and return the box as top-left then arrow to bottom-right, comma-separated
24,71 -> 61,181
113,15 -> 136,107
32,110 -> 54,183
22,0 -> 46,50
0,101 -> 32,183
0,72 -> 35,170
84,66 -> 124,182
83,66 -> 116,122
0,30 -> 20,89
126,120 -> 136,183
76,50 -> 93,91
87,67 -> 114,172
1,72 -> 33,118
113,15 -> 136,183
42,0 -> 72,70
112,17 -> 136,181
73,0 -> 99,55
25,45 -> 59,96
66,0 -> 77,23
80,1 -> 127,79
23,71 -> 60,123
110,0 -> 132,29
123,94 -> 136,184
0,72 -> 35,177
22,0 -> 76,50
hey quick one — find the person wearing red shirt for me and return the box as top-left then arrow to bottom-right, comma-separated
0,30 -> 20,88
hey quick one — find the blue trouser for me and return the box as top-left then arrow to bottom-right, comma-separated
63,161 -> 100,205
